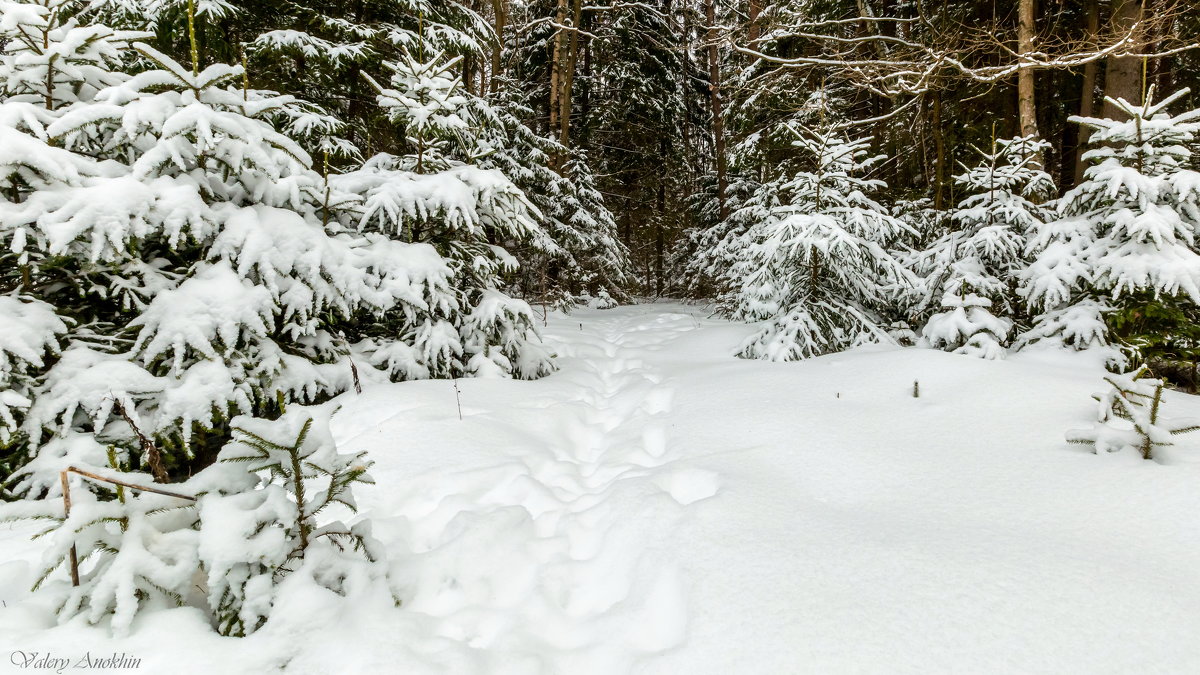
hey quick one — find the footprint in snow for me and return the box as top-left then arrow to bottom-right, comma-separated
640,388 -> 674,415
654,468 -> 720,505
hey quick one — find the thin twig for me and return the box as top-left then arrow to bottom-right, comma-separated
350,357 -> 363,395
66,467 -> 196,501
110,397 -> 168,483
59,471 -> 79,587
452,378 -> 463,421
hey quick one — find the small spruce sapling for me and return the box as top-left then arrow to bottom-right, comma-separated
919,136 -> 1053,359
1067,367 -> 1200,460
0,405 -> 387,637
714,126 -> 915,360
922,288 -> 1012,359
197,407 -> 386,637
0,459 -> 200,636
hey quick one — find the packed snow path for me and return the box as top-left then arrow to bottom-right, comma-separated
322,306 -> 721,673
4,303 -> 1200,674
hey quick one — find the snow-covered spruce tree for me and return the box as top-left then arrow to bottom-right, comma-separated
1,2 -> 464,489
1067,367 -> 1200,460
86,0 -> 360,161
0,298 -> 67,474
539,153 -> 630,304
690,86 -> 852,305
249,0 -> 628,273
0,0 -> 143,477
920,136 -> 1054,359
3,405 -> 386,636
888,197 -> 944,344
1018,88 -> 1200,368
679,171 -> 762,300
351,46 -> 629,308
335,49 -> 554,380
197,406 -> 385,637
360,48 -> 473,175
922,292 -> 1012,359
2,460 -> 202,635
714,125 -> 915,360
241,0 -> 487,155
476,97 -> 630,306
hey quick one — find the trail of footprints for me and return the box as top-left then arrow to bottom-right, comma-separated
520,312 -> 717,663
406,311 -> 720,670
539,313 -> 718,508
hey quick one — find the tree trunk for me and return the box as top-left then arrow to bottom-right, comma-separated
1017,0 -> 1042,165
706,0 -> 729,220
747,0 -> 763,44
42,25 -> 54,110
679,7 -> 697,205
463,54 -> 475,96
932,90 -> 946,210
621,175 -> 633,245
580,14 -> 592,145
1074,0 -> 1101,184
558,0 -> 584,155
1147,0 -> 1173,101
490,0 -> 507,94
1102,0 -> 1146,119
655,170 -> 666,296
548,0 -> 568,143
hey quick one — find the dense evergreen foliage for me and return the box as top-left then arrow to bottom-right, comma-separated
4,0 -> 1200,638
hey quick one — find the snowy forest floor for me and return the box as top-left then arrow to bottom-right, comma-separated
4,302 -> 1200,673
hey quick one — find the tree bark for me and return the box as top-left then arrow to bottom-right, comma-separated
747,0 -> 763,44
580,14 -> 592,145
1074,0 -> 1101,183
655,162 -> 666,296
706,0 -> 729,220
490,0 -> 507,94
548,0 -> 568,141
1102,0 -> 1146,119
932,90 -> 946,210
1017,0 -> 1042,166
1146,0 -> 1173,101
558,0 -> 584,155
463,54 -> 475,96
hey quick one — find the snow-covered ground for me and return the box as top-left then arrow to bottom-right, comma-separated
4,302 -> 1200,673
